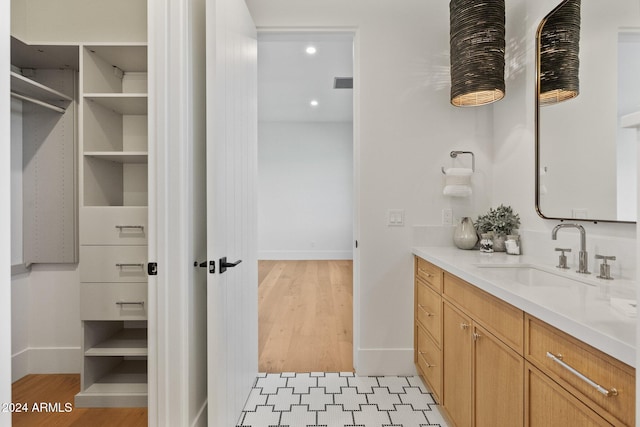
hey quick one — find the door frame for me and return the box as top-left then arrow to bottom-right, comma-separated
148,0 -> 208,425
256,26 -> 361,371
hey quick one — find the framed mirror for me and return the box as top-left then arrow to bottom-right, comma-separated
535,0 -> 640,223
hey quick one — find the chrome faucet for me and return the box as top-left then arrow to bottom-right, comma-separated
551,223 -> 590,274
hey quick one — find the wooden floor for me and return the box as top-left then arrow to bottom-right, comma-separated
11,374 -> 147,427
258,260 -> 353,373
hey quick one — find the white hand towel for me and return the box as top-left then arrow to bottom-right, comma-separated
443,168 -> 472,197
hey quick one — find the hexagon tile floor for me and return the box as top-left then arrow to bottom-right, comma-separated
237,372 -> 449,427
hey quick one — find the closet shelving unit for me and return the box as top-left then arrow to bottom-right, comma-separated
75,43 -> 149,408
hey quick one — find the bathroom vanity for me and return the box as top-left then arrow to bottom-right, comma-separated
413,248 -> 635,427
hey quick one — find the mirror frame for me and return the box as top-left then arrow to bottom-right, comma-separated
534,0 -> 636,224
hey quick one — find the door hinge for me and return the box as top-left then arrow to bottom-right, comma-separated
355,240 -> 359,248
147,262 -> 158,276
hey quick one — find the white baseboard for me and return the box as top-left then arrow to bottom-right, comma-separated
355,348 -> 417,376
12,347 -> 82,381
259,250 -> 353,260
11,348 -> 29,382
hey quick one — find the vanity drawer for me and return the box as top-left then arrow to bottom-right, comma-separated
416,323 -> 442,402
80,282 -> 147,321
443,272 -> 523,354
80,245 -> 148,283
81,207 -> 148,245
416,280 -> 442,345
525,315 -> 635,427
416,257 -> 442,292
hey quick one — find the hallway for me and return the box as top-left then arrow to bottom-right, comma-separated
258,260 -> 353,373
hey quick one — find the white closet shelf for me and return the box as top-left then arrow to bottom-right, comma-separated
84,151 -> 148,164
11,71 -> 72,108
85,328 -> 148,357
84,93 -> 148,115
76,360 -> 148,407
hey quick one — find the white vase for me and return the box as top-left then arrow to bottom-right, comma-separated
453,217 -> 478,250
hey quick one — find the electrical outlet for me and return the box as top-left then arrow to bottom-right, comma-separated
442,208 -> 453,226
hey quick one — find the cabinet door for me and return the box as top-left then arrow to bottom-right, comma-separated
443,301 -> 472,427
525,363 -> 610,427
474,323 -> 524,427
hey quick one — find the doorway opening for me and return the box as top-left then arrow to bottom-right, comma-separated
256,31 -> 355,373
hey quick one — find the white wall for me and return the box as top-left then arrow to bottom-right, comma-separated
258,121 -> 353,260
247,0 -> 493,375
11,0 -> 146,43
1,0 -> 12,422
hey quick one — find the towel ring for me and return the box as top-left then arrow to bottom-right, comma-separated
441,150 -> 475,174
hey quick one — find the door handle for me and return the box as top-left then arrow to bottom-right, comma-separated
219,257 -> 242,273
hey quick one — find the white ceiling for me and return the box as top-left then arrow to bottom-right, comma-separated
258,33 -> 354,123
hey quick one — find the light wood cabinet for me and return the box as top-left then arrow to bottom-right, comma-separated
525,315 -> 635,426
414,257 -> 443,402
442,302 -> 472,426
442,300 -> 524,427
76,43 -> 149,408
474,322 -> 524,427
414,255 -> 636,427
525,362 -> 610,427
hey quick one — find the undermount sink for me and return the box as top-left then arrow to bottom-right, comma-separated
473,264 -> 593,288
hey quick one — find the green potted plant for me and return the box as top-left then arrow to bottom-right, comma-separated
474,205 -> 521,252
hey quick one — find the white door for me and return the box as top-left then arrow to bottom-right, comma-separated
206,0 -> 258,425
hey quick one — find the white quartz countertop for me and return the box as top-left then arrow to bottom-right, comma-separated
412,246 -> 636,367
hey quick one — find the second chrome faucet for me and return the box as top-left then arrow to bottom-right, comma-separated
551,223 -> 590,274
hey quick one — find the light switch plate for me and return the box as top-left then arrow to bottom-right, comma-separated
388,209 -> 405,226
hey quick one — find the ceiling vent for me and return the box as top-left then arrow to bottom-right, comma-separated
333,77 -> 353,89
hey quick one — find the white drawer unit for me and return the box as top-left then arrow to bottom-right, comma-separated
80,283 -> 147,321
80,245 -> 147,283
81,207 -> 148,245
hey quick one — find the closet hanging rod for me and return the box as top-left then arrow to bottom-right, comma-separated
10,92 -> 66,114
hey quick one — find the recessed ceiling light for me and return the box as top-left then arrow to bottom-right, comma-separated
310,100 -> 319,107
306,46 -> 317,55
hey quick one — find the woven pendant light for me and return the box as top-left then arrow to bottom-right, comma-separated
450,0 -> 505,107
538,0 -> 581,106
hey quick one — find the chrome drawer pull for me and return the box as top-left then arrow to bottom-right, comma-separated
418,351 -> 436,368
115,301 -> 145,307
546,352 -> 618,397
417,304 -> 434,317
115,263 -> 145,269
115,225 -> 145,231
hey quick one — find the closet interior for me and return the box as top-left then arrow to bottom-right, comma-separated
10,0 -> 149,409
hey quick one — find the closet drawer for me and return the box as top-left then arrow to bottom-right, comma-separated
416,257 -> 442,292
443,272 -> 523,354
80,283 -> 147,320
80,245 -> 147,283
416,324 -> 442,401
525,315 -> 635,426
416,280 -> 441,345
81,207 -> 148,245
